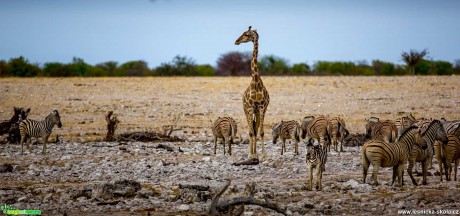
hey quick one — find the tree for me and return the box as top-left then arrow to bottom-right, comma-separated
195,64 -> 215,76
401,49 -> 428,75
259,55 -> 289,75
290,63 -> 310,75
155,55 -> 197,76
8,56 -> 41,77
96,61 -> 118,76
0,60 -> 8,77
216,51 -> 251,76
118,60 -> 149,76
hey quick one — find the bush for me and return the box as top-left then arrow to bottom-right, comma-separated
216,51 -> 251,76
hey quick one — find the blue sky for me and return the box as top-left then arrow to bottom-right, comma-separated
1,0 -> 459,68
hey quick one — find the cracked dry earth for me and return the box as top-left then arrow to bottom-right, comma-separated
1,76 -> 460,215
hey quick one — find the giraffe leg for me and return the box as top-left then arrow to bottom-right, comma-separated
258,112 -> 266,155
244,110 -> 255,158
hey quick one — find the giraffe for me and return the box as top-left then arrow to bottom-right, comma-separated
235,26 -> 270,158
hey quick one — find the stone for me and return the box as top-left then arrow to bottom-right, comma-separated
0,164 -> 13,173
176,204 -> 190,211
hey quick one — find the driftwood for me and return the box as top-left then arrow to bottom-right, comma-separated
232,158 -> 259,166
105,111 -> 120,141
208,180 -> 287,216
344,133 -> 367,147
1,107 -> 30,144
116,131 -> 184,142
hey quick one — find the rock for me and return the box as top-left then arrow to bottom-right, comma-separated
202,157 -> 211,162
92,179 -> 141,200
243,212 -> 254,216
18,196 -> 28,202
176,204 -> 190,211
0,164 -> 13,173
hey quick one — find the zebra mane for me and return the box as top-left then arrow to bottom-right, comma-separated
53,110 -> 60,117
399,125 -> 419,139
421,119 -> 442,136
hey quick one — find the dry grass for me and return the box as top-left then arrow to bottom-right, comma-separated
1,76 -> 459,142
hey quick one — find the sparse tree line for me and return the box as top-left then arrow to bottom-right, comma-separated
1,50 -> 459,77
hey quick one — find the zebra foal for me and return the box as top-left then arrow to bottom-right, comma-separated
272,120 -> 301,155
306,139 -> 327,191
211,117 -> 238,155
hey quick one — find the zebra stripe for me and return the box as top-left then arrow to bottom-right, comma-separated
407,120 -> 448,185
271,120 -> 301,155
362,126 -> 425,186
413,118 -> 433,134
328,116 -> 349,152
434,135 -> 460,181
365,117 -> 398,143
20,110 -> 62,155
301,115 -> 331,152
306,140 -> 327,191
212,117 -> 238,155
440,118 -> 460,137
395,114 -> 416,139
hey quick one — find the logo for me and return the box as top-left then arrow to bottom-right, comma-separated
1,204 -> 41,215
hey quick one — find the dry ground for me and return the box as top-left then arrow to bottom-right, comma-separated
0,76 -> 460,215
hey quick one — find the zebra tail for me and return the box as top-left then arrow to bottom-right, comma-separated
294,126 -> 300,142
440,141 -> 448,176
230,122 -> 235,143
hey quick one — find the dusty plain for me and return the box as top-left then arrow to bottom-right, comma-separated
0,76 -> 459,215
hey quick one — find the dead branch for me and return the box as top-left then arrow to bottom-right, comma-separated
179,184 -> 210,191
116,131 -> 184,142
232,158 -> 259,166
105,111 -> 120,141
209,180 -> 287,216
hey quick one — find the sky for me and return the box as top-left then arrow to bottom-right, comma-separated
1,0 -> 459,68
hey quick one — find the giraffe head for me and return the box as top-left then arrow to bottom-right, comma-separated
235,26 -> 258,45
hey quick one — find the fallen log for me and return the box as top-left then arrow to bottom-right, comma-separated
105,111 -> 120,142
208,180 -> 287,216
232,158 -> 259,166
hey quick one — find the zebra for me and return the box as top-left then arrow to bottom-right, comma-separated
413,118 -> 433,134
301,115 -> 331,152
395,113 -> 416,140
440,118 -> 460,137
407,120 -> 448,185
212,117 -> 238,156
362,126 -> 426,186
365,117 -> 398,143
305,139 -> 327,191
443,135 -> 460,181
327,116 -> 349,152
19,110 -> 62,155
434,133 -> 460,181
271,120 -> 301,155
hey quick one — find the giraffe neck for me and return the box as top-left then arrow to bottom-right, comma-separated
251,38 -> 260,83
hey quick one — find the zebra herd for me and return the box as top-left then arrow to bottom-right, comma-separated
212,114 -> 460,190
4,106 -> 460,190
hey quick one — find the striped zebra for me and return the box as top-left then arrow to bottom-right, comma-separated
434,134 -> 460,181
440,118 -> 460,137
413,118 -> 433,134
305,139 -> 327,191
327,116 -> 349,152
301,115 -> 331,152
407,120 -> 448,185
365,117 -> 398,143
395,113 -> 416,140
362,126 -> 426,186
19,110 -> 62,155
271,120 -> 301,155
212,117 -> 238,155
